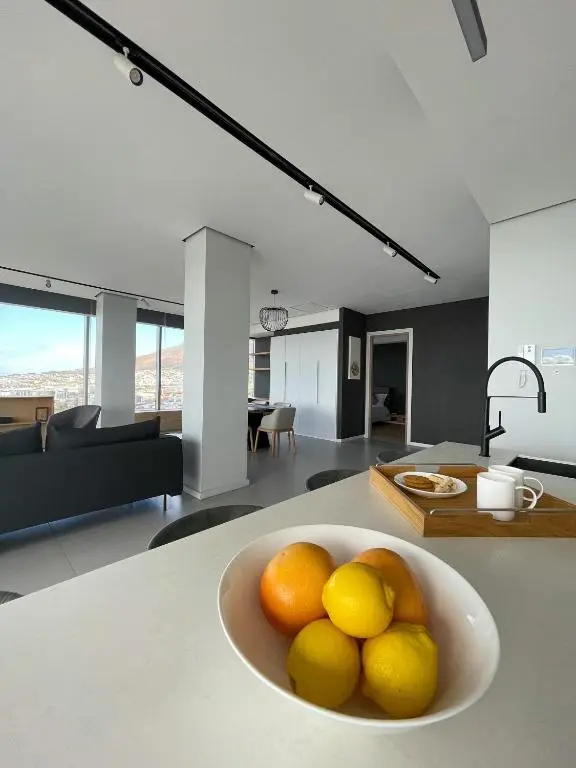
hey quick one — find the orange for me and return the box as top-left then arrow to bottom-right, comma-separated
260,542 -> 336,636
353,548 -> 428,626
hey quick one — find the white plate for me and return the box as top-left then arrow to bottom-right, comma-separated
218,524 -> 499,733
394,471 -> 467,498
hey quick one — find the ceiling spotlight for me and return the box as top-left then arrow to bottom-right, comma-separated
424,273 -> 438,285
382,243 -> 397,258
113,47 -> 144,87
45,279 -> 52,289
452,0 -> 487,62
303,186 -> 325,206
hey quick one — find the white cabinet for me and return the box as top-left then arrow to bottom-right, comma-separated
269,336 -> 286,403
269,330 -> 338,440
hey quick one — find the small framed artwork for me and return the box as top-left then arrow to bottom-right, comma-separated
35,406 -> 50,423
348,336 -> 361,380
540,347 -> 576,366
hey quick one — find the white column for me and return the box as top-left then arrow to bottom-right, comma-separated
182,227 -> 252,499
95,292 -> 137,427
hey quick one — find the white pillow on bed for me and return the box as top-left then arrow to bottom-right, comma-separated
374,393 -> 388,407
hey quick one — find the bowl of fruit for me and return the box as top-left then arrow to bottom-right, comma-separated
218,525 -> 499,732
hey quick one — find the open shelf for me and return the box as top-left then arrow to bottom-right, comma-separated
251,352 -> 270,356
249,367 -> 271,372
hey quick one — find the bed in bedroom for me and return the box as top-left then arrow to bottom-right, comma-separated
371,387 -> 391,424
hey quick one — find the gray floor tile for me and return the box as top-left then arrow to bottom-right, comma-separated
0,524 -> 76,595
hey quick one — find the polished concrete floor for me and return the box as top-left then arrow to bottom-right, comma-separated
0,436 -> 418,596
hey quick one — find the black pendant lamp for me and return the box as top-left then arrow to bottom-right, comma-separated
259,290 -> 289,333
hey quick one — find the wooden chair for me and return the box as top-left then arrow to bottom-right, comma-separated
253,407 -> 296,457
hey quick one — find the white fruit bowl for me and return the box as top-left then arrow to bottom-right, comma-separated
218,525 -> 500,733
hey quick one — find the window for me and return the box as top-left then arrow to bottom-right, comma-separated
135,323 -> 160,412
87,315 -> 96,405
160,327 -> 183,410
0,303 -> 86,412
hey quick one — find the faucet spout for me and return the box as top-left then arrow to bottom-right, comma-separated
479,356 -> 547,458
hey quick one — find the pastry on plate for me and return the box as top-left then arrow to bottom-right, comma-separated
402,474 -> 436,492
429,474 -> 458,493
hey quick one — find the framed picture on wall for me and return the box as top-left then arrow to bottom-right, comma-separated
35,406 -> 50,423
348,336 -> 361,380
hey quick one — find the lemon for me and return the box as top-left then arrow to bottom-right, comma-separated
322,562 -> 395,638
362,622 -> 438,718
287,619 -> 360,709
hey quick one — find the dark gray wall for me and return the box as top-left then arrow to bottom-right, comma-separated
373,342 -> 407,413
337,308 -> 367,439
367,297 -> 489,445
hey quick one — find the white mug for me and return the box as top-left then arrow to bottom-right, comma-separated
489,464 -> 544,507
477,472 -> 538,522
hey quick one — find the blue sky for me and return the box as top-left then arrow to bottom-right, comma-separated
0,304 -> 178,375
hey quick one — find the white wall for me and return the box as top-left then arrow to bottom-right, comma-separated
489,201 -> 576,461
95,292 -> 137,427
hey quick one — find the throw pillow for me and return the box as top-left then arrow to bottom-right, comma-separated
47,417 -> 161,451
0,422 -> 43,457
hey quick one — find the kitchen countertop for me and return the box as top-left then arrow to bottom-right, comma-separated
0,441 -> 575,767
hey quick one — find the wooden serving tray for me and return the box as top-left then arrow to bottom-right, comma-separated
370,464 -> 576,538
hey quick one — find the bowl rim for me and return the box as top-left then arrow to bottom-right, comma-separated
217,524 -> 501,729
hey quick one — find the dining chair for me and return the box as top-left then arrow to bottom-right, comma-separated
0,591 -> 22,605
305,469 -> 362,492
148,506 -> 263,549
253,407 -> 296,457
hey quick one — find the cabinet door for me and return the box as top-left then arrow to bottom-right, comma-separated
315,329 -> 338,440
297,333 -> 319,437
284,335 -> 301,431
269,336 -> 286,403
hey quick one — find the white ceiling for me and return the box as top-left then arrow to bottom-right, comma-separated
4,0 -> 571,321
379,0 -> 576,223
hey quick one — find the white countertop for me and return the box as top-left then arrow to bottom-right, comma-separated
1,442 -> 575,767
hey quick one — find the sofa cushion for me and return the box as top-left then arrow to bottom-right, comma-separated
47,417 -> 160,452
0,422 -> 43,456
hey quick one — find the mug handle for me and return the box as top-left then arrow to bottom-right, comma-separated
524,476 -> 544,500
517,485 -> 537,510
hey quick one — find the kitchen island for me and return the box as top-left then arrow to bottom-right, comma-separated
0,442 -> 574,767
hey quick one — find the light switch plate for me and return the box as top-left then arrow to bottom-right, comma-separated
523,344 -> 536,364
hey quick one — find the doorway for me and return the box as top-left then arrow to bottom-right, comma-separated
365,329 -> 413,445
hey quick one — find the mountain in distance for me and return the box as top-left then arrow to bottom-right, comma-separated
135,344 -> 183,371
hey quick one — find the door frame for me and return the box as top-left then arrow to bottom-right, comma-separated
364,328 -> 413,444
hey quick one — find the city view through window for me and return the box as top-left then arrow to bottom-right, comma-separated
0,303 -> 184,413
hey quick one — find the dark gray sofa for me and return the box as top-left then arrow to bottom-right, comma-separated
0,434 -> 183,536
